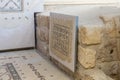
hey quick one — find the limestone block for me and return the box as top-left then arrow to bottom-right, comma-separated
76,69 -> 114,80
117,39 -> 120,60
78,46 -> 96,69
97,38 -> 118,62
100,16 -> 117,38
114,16 -> 120,38
37,40 -> 49,55
96,61 -> 119,80
36,14 -> 49,28
78,25 -> 102,45
118,62 -> 120,80
37,27 -> 49,43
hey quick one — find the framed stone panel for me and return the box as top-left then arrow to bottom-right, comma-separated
50,13 -> 78,72
0,0 -> 22,12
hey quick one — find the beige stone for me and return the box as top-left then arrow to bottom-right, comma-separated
37,40 -> 49,55
97,38 -> 118,62
37,27 -> 49,43
78,46 -> 96,69
76,69 -> 114,80
118,62 -> 120,80
79,25 -> 102,45
96,61 -> 119,80
36,14 -> 49,28
117,39 -> 120,60
114,16 -> 120,38
100,16 -> 117,38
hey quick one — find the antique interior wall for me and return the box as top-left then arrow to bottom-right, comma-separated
0,0 -> 43,50
36,1 -> 120,80
44,0 -> 120,11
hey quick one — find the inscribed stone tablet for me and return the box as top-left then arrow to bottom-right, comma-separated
49,13 -> 78,72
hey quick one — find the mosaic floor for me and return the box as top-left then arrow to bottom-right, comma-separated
0,50 -> 72,80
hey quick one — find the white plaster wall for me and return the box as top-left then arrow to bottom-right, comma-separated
44,0 -> 120,5
0,0 -> 44,50
44,0 -> 120,12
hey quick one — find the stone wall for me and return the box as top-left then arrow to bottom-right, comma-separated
76,15 -> 120,80
36,13 -> 120,80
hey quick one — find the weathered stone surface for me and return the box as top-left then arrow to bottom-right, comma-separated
100,16 -> 117,38
96,61 -> 119,80
117,39 -> 120,60
79,25 -> 102,45
75,69 -> 114,80
37,40 -> 49,55
37,27 -> 49,43
114,16 -> 120,38
118,62 -> 120,80
97,38 -> 118,62
78,46 -> 96,69
36,14 -> 49,28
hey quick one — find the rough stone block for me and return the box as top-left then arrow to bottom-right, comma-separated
37,27 -> 49,43
97,38 -> 119,62
96,61 -> 119,80
100,16 -> 117,38
117,38 -> 120,60
114,16 -> 120,38
78,46 -> 96,69
75,69 -> 114,80
78,25 -> 102,45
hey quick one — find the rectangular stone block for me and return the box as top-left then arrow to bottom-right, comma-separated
117,38 -> 120,60
114,16 -> 120,38
118,62 -> 120,80
36,14 -> 49,28
37,40 -> 49,56
36,27 -> 49,44
75,68 -> 114,80
78,46 -> 96,69
100,15 -> 117,38
97,38 -> 119,62
49,13 -> 78,72
78,25 -> 102,45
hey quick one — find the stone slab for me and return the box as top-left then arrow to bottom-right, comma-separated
49,13 -> 78,72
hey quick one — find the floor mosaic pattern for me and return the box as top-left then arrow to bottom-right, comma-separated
0,50 -> 71,80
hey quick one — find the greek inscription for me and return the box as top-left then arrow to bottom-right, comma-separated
28,63 -> 46,80
51,24 -> 71,56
